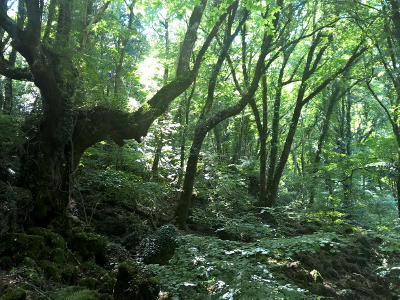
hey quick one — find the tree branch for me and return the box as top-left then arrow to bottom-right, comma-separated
0,58 -> 33,81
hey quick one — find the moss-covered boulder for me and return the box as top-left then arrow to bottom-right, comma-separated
28,227 -> 66,263
39,259 -> 62,281
79,277 -> 98,290
0,288 -> 27,300
137,225 -> 178,265
0,181 -> 32,236
70,232 -> 107,264
61,264 -> 79,285
0,233 -> 45,264
28,227 -> 66,249
0,256 -> 13,270
113,261 -> 159,300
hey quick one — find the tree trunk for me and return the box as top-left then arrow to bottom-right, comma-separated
397,155 -> 400,218
309,82 -> 343,204
175,126 -> 207,227
266,100 -> 304,206
0,79 -> 3,111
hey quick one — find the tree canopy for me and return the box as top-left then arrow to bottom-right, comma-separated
0,0 -> 400,299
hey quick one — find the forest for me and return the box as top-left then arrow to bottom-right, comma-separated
0,0 -> 400,299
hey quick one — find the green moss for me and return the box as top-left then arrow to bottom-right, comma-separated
51,247 -> 65,264
28,227 -> 66,249
49,215 -> 73,239
39,259 -> 61,281
0,233 -> 45,262
114,261 -> 159,300
97,273 -> 116,294
53,286 -> 103,300
79,277 -> 98,290
22,257 -> 37,268
0,256 -> 13,270
70,232 -> 107,264
61,264 -> 79,284
0,288 -> 26,300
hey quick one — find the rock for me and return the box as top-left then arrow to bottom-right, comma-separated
0,288 -> 26,300
70,232 -> 107,264
79,277 -> 98,290
137,225 -> 178,265
61,264 -> 79,284
39,259 -> 61,281
114,261 -> 159,300
28,227 -> 66,249
0,256 -> 13,270
0,233 -> 45,263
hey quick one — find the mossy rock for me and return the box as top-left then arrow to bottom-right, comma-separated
0,233 -> 45,263
97,273 -> 116,294
53,286 -> 110,300
28,227 -> 66,249
61,264 -> 79,285
49,215 -> 73,239
23,257 -> 37,268
0,256 -> 13,270
137,225 -> 178,265
79,277 -> 98,290
114,261 -> 159,300
51,247 -> 66,264
0,288 -> 26,300
104,242 -> 131,267
70,232 -> 107,264
39,259 -> 61,281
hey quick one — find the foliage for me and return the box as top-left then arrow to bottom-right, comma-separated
138,225 -> 179,265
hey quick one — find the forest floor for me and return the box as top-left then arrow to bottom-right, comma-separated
154,206 -> 400,299
1,194 -> 400,300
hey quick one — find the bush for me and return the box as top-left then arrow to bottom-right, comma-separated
138,225 -> 179,265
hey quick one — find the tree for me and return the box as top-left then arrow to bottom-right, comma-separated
0,0 -> 228,226
264,8 -> 366,206
175,0 -> 285,228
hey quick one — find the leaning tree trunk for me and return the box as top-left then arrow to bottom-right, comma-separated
175,126 -> 207,227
